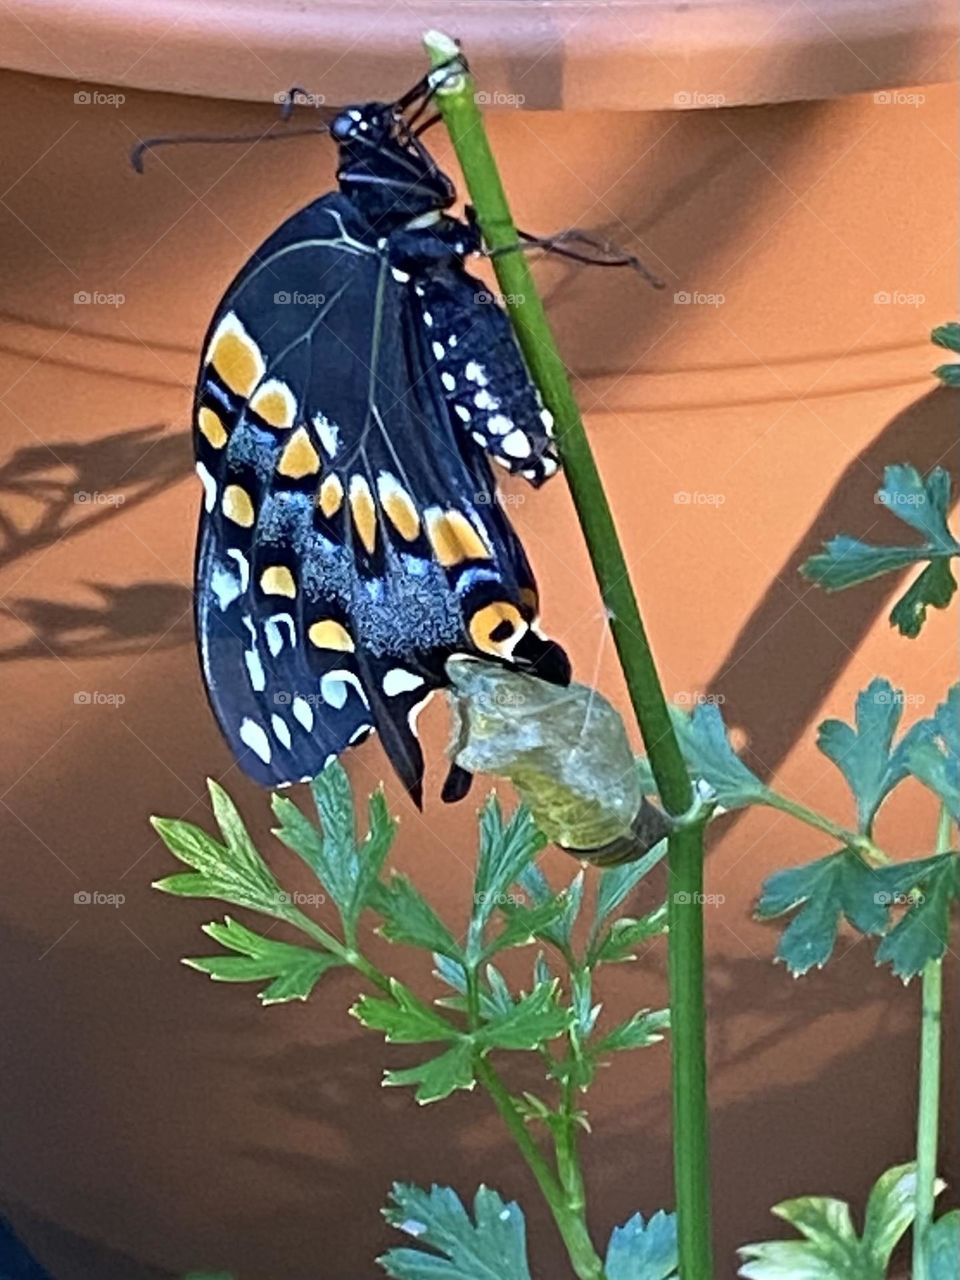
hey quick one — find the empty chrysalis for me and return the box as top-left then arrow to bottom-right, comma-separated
445,659 -> 669,866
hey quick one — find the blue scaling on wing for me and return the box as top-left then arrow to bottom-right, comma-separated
191,93 -> 570,804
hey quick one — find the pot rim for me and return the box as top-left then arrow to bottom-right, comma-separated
0,0 -> 957,111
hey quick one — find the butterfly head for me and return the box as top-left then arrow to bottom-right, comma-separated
332,102 -> 456,226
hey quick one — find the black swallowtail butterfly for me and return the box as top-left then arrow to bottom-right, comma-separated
189,70 -> 571,805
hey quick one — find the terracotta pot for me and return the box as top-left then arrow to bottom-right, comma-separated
0,3 -> 956,1277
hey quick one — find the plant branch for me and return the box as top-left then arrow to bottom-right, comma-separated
912,804 -> 952,1279
761,792 -> 890,864
424,31 -> 712,1278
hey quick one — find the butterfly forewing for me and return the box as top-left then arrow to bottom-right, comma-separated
194,191 -> 567,801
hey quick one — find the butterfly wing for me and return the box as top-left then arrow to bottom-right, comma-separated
194,194 -> 568,800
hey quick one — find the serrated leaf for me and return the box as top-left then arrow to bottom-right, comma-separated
373,875 -> 462,960
152,781 -> 285,913
474,981 -> 569,1051
924,1210 -> 960,1280
384,1041 -> 476,1105
380,1183 -> 532,1279
861,1163 -> 924,1266
590,905 -> 669,966
184,916 -> 342,1004
353,979 -> 461,1045
595,1008 -> 670,1055
907,686 -> 960,819
756,850 -> 889,975
738,1164 -> 920,1279
670,703 -> 768,810
512,865 -> 584,953
595,845 -> 669,930
889,559 -> 957,636
801,465 -> 959,638
271,763 -> 396,927
474,801 -> 545,923
931,322 -> 960,353
605,1209 -> 679,1280
874,855 -> 960,979
483,896 -> 571,961
816,678 -> 933,831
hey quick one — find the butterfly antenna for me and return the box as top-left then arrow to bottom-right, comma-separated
489,229 -> 665,289
130,122 -> 332,174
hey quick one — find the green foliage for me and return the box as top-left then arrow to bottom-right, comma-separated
873,854 -> 960,980
757,848 -> 888,975
738,1164 -> 929,1278
669,703 -> 768,811
816,677 -> 933,832
184,917 -> 343,1005
605,1210 -> 679,1279
907,686 -> 960,821
272,762 -> 396,932
380,1183 -> 533,1280
372,873 -> 463,959
152,780 -> 287,914
931,321 -> 960,385
801,465 -> 959,637
923,1210 -> 960,1280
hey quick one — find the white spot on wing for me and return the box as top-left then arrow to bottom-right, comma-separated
271,713 -> 292,750
391,267 -> 411,283
321,669 -> 370,710
264,613 -> 296,657
292,697 -> 314,731
488,414 -> 513,436
383,668 -> 425,697
432,340 -> 444,361
239,718 -> 271,764
313,413 -> 339,458
196,461 -> 217,513
441,371 -> 456,392
503,429 -> 532,458
465,361 -> 488,386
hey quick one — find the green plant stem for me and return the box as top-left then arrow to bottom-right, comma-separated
424,32 -> 712,1278
762,791 -> 890,864
477,1057 -> 604,1280
287,898 -> 603,1275
912,804 -> 952,1279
